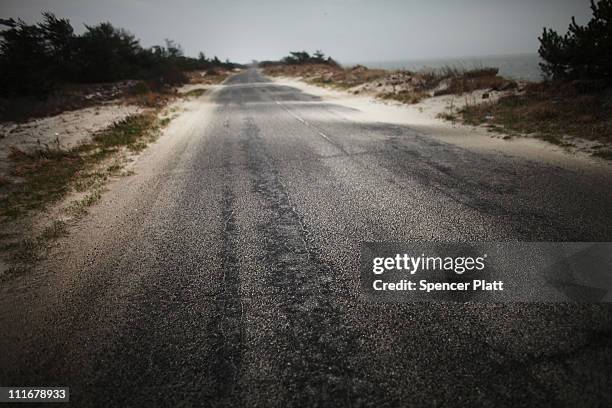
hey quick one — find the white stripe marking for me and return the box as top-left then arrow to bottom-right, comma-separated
318,131 -> 333,143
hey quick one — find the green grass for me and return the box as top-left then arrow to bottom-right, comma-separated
67,190 -> 104,217
0,112 -> 159,220
1,147 -> 86,218
0,111 -> 163,279
93,113 -> 158,151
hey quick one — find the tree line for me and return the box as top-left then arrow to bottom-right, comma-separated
258,50 -> 339,67
0,12 -> 239,97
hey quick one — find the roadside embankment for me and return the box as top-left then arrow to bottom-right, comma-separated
262,63 -> 518,104
263,63 -> 612,160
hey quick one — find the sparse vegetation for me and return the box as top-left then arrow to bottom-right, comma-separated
93,113 -> 158,151
67,190 -> 104,217
437,111 -> 458,122
381,89 -> 429,104
0,112 -> 161,220
593,149 -> 612,160
0,110 -> 170,278
263,56 -> 512,105
2,145 -> 86,218
182,88 -> 207,98
431,67 -> 513,96
459,80 -> 612,146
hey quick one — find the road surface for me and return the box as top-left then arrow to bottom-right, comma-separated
1,68 -> 612,407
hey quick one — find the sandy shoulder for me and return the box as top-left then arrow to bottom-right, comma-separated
0,104 -> 142,178
270,76 -> 611,175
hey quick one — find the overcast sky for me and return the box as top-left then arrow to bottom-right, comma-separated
1,0 -> 593,63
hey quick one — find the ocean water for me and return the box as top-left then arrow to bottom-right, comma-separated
355,53 -> 544,82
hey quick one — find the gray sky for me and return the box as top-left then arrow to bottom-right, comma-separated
1,0 -> 593,63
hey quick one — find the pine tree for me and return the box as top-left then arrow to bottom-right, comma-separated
539,0 -> 612,81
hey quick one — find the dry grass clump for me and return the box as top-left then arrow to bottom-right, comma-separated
460,80 -> 612,148
186,69 -> 234,85
430,67 -> 513,96
124,82 -> 173,108
380,89 -> 429,104
3,145 -> 85,218
263,63 -> 514,104
1,112 -> 160,219
263,63 -> 387,88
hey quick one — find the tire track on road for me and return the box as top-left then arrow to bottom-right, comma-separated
240,114 -> 387,407
205,133 -> 245,405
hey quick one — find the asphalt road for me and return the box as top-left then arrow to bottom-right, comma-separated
1,68 -> 612,407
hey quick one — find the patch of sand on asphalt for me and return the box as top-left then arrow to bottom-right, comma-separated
270,76 -> 611,175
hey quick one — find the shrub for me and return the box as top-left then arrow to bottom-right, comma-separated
539,0 -> 612,81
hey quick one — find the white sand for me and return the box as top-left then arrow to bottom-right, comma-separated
0,104 -> 141,177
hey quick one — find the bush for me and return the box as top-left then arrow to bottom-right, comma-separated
539,0 -> 612,81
